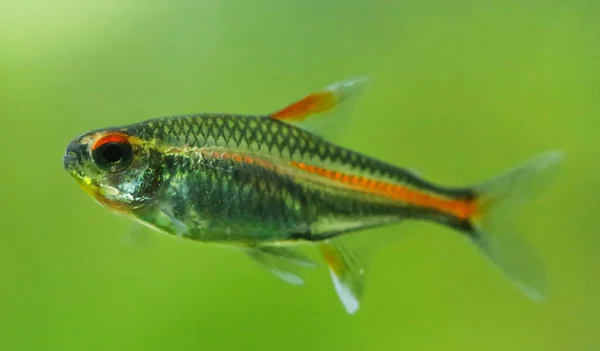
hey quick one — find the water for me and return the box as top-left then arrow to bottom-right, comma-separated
1,1 -> 598,350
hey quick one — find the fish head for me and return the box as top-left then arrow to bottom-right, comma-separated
63,128 -> 164,213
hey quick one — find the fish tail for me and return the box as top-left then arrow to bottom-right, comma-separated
289,150 -> 564,314
466,150 -> 564,301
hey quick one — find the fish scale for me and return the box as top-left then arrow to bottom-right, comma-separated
124,112 -> 478,241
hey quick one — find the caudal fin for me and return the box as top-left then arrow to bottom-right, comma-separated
470,150 -> 565,301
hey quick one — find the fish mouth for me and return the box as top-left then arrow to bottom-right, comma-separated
64,139 -> 80,168
63,159 -> 102,200
63,138 -> 115,209
63,154 -> 77,170
62,151 -> 84,182
63,140 -> 91,189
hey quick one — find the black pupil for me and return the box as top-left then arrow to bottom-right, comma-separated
103,143 -> 123,163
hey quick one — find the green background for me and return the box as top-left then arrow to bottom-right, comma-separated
1,1 -> 598,350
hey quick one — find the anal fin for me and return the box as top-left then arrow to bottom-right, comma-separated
246,245 -> 317,286
320,237 -> 368,315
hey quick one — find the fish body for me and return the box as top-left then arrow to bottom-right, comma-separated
117,113 -> 473,244
63,77 -> 564,314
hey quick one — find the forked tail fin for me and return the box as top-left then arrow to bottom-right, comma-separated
470,150 -> 565,301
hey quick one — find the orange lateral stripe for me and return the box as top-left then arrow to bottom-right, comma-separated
92,132 -> 130,151
164,146 -> 276,170
290,161 -> 475,219
272,91 -> 337,121
200,149 -> 275,169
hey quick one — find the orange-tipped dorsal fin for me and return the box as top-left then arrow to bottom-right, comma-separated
269,76 -> 370,140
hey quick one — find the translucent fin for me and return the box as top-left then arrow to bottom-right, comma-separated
320,237 -> 367,315
161,208 -> 189,239
246,245 -> 317,286
121,223 -> 153,248
269,76 -> 370,139
324,225 -> 407,265
470,150 -> 565,302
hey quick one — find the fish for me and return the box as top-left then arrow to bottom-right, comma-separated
63,76 -> 564,314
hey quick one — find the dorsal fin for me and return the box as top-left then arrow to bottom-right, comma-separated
269,76 -> 370,139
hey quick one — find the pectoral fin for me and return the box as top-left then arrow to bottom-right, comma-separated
161,208 -> 189,238
121,223 -> 153,248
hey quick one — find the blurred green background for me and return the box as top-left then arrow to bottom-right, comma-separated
1,0 -> 598,350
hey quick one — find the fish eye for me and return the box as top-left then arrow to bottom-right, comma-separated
91,133 -> 134,172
